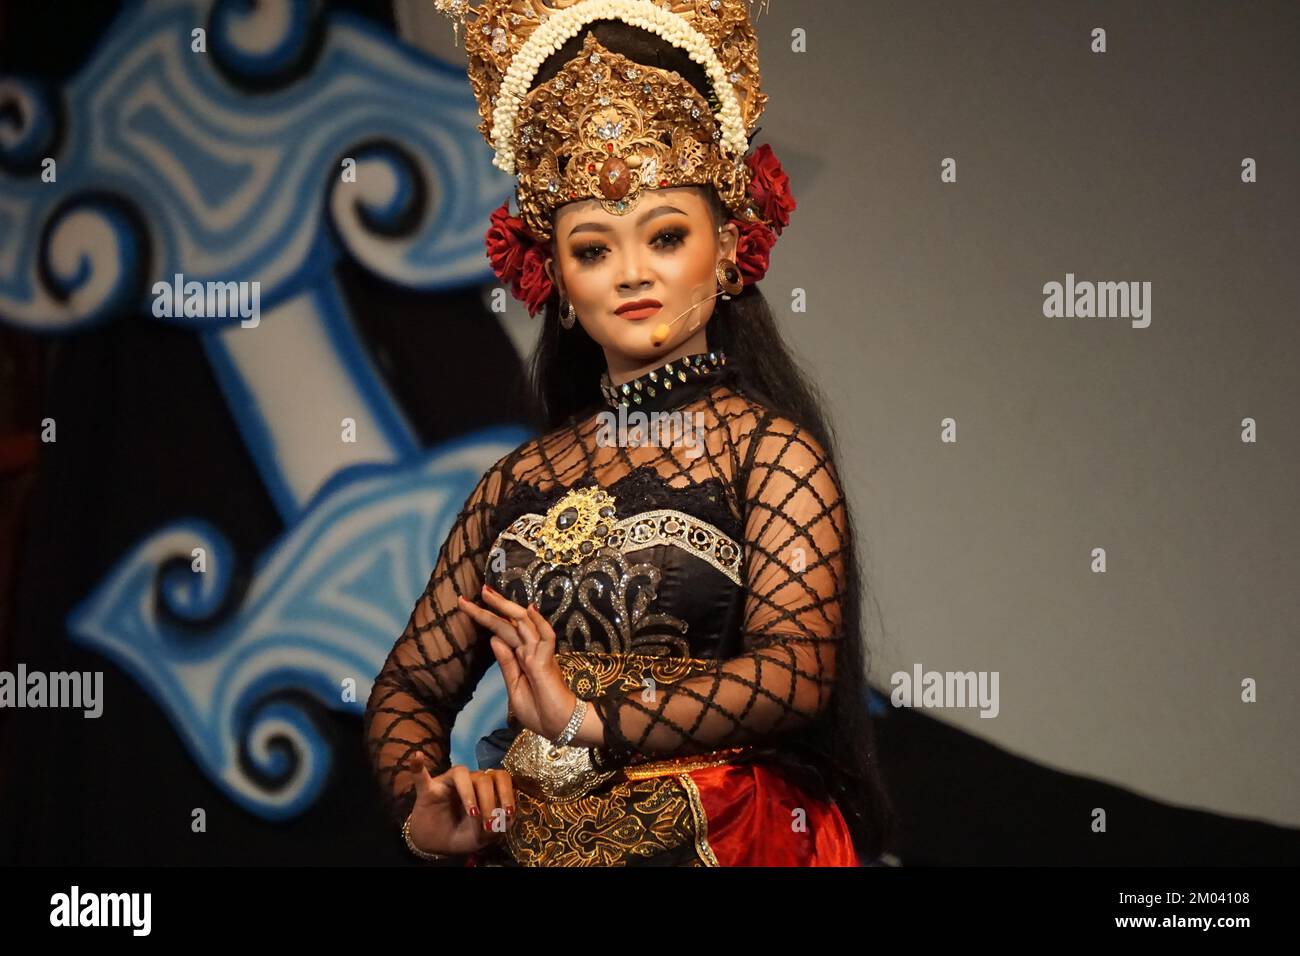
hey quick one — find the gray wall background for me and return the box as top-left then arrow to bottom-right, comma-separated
407,0 -> 1299,829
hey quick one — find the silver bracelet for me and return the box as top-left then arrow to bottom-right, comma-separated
550,697 -> 588,750
402,811 -> 450,862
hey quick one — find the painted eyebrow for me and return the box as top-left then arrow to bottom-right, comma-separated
566,205 -> 688,239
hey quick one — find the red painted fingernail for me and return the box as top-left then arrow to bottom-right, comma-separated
483,584 -> 496,594
505,806 -> 515,816
468,806 -> 479,817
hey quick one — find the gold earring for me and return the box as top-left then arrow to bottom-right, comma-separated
716,259 -> 743,299
560,299 -> 576,329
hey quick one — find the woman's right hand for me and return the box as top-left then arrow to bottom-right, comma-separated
406,753 -> 516,856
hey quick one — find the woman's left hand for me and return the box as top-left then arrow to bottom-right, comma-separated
458,585 -> 579,741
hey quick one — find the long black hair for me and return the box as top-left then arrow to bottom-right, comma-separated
524,19 -> 899,863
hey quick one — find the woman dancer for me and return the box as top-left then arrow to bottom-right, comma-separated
364,0 -> 895,866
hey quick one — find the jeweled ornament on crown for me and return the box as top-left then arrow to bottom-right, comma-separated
599,155 -> 631,199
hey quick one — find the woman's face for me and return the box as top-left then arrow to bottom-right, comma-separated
547,187 -> 739,368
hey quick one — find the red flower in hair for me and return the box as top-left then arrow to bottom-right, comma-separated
485,201 -> 529,281
744,143 -> 796,235
516,245 -> 553,317
733,218 -> 777,285
485,200 -> 554,317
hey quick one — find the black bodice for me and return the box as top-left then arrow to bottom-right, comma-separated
365,353 -> 855,824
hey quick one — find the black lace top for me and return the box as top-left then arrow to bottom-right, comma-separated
364,353 -> 852,829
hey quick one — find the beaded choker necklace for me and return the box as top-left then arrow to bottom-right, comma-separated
599,350 -> 729,412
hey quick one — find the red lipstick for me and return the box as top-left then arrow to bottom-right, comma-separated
615,298 -> 663,320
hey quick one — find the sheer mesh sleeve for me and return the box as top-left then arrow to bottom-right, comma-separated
589,415 -> 847,759
363,455 -> 512,826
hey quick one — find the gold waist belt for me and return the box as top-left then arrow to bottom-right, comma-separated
496,651 -> 751,866
501,651 -> 753,803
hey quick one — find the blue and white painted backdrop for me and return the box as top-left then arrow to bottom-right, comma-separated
0,0 -> 526,820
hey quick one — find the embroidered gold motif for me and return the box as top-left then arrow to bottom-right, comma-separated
558,649 -> 721,696
621,747 -> 751,780
497,507 -> 743,585
677,772 -> 721,866
505,775 -> 697,866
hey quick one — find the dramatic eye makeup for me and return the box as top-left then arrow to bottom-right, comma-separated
570,226 -> 689,265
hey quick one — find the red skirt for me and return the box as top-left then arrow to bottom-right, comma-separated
682,761 -> 860,866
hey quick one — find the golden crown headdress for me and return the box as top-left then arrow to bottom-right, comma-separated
433,0 -> 774,243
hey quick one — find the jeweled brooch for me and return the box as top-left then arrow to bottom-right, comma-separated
536,486 -> 617,566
